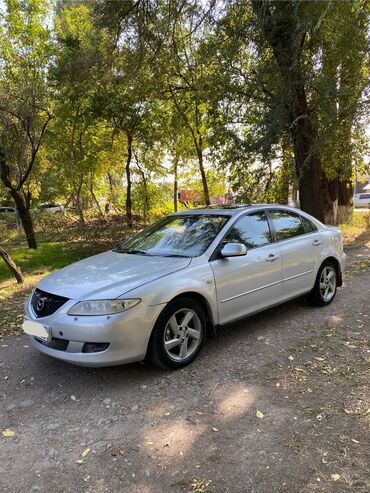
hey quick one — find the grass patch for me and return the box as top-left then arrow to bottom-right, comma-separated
0,241 -> 84,282
340,210 -> 370,247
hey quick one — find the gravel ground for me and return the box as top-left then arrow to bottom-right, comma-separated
0,246 -> 369,493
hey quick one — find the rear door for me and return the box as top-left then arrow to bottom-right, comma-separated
268,209 -> 323,298
210,210 -> 283,325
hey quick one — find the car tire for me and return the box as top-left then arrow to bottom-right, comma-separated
308,260 -> 337,306
148,297 -> 206,369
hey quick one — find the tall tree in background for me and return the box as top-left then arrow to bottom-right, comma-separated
0,0 -> 54,248
251,0 -> 369,223
316,0 -> 369,223
252,0 -> 326,221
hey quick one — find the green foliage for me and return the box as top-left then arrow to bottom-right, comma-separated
0,0 -> 54,184
0,0 -> 369,226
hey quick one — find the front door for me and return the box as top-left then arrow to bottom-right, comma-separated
210,211 -> 283,325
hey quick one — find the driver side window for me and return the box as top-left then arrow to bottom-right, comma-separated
224,211 -> 272,249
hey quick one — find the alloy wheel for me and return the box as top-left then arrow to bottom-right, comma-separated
163,308 -> 202,361
319,266 -> 336,302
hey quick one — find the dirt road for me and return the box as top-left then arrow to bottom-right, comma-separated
0,247 -> 369,493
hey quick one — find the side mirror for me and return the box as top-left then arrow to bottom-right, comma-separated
220,243 -> 247,258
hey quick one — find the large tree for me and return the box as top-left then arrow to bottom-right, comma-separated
251,0 -> 369,223
0,0 -> 54,248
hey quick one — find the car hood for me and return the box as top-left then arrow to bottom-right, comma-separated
37,251 -> 192,300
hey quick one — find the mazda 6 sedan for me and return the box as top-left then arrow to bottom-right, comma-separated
23,205 -> 346,369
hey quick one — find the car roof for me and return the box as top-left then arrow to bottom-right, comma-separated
172,204 -> 305,216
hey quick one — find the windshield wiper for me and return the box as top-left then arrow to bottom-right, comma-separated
161,254 -> 190,258
117,249 -> 153,256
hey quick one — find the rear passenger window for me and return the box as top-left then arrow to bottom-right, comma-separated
270,210 -> 304,240
224,211 -> 272,249
301,215 -> 317,233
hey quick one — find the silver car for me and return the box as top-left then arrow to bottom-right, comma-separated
22,205 -> 346,369
353,193 -> 370,209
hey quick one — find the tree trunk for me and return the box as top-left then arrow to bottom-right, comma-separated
9,189 -> 37,249
173,153 -> 179,212
196,138 -> 210,206
125,130 -> 133,228
337,179 -> 353,224
87,177 -> 105,220
253,1 -> 330,222
0,144 -> 37,248
0,246 -> 24,284
279,134 -> 291,205
69,118 -> 85,227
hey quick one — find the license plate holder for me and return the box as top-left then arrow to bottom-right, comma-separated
22,319 -> 51,342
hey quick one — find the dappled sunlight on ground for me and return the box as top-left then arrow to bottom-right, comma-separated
216,384 -> 256,420
325,314 -> 344,328
142,418 -> 208,457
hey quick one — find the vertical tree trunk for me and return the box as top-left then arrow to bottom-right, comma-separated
279,134 -> 291,205
87,178 -> 105,220
253,1 -> 331,222
173,153 -> 179,212
142,173 -> 149,220
69,122 -> 85,227
125,130 -> 133,228
9,189 -> 37,249
337,179 -> 353,224
196,137 -> 210,206
0,144 -> 37,248
0,246 -> 24,284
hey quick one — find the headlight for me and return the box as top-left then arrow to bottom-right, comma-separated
67,299 -> 141,316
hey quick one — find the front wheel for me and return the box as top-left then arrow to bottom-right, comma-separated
148,298 -> 206,369
308,261 -> 337,306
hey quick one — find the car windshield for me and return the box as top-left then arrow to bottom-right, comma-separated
115,214 -> 230,257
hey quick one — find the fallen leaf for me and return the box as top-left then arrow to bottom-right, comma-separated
331,474 -> 340,482
256,410 -> 264,419
81,448 -> 90,457
111,449 -> 124,457
2,429 -> 15,437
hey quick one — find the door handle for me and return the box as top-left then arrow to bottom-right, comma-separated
266,253 -> 280,262
312,239 -> 322,246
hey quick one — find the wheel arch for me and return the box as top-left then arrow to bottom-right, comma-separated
168,291 -> 215,335
321,256 -> 342,287
145,291 -> 215,364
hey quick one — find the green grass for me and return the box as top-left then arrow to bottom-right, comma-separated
340,210 -> 370,246
0,241 -> 85,282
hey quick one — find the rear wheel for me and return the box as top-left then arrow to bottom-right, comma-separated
148,298 -> 206,369
309,261 -> 337,306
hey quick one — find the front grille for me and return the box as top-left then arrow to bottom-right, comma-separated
31,288 -> 69,318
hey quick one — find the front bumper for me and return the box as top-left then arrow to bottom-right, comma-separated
338,251 -> 347,286
24,297 -> 165,367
